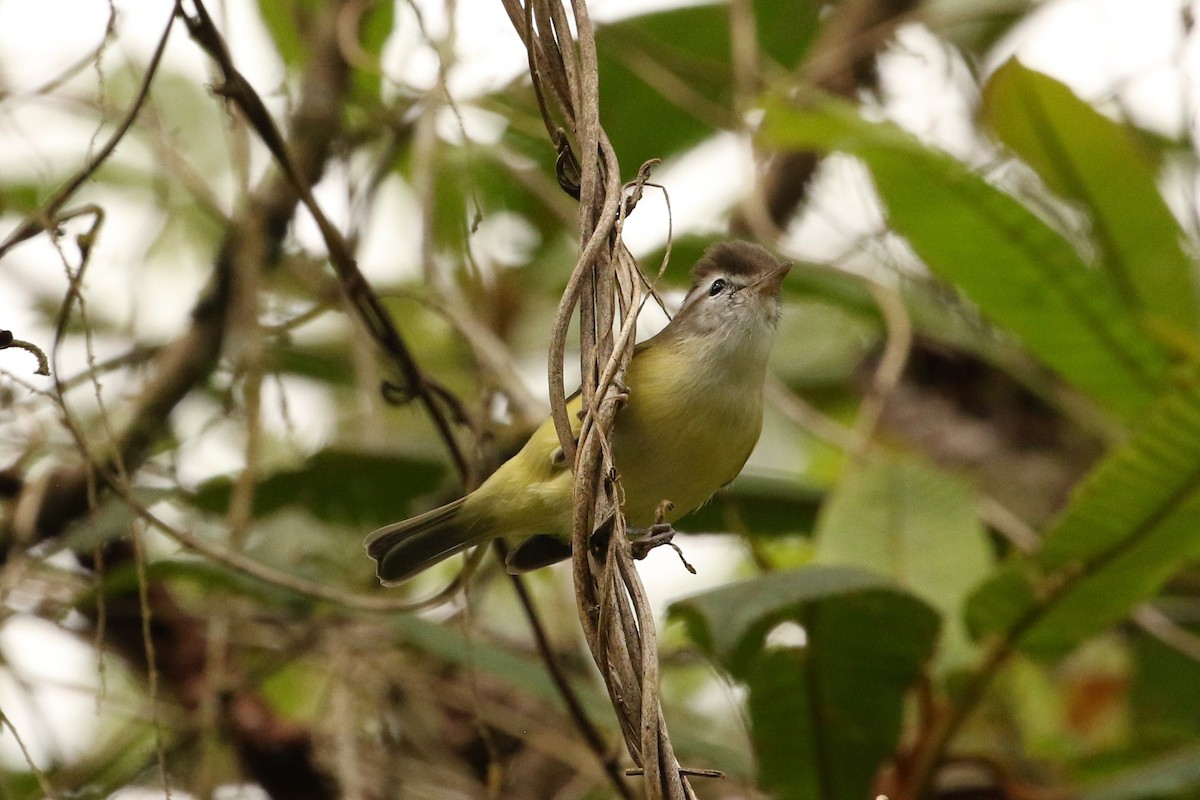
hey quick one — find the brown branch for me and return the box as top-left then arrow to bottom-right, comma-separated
733,0 -> 920,236
77,539 -> 338,800
0,332 -> 50,376
182,0 -> 471,481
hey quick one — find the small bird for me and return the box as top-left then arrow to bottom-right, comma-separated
366,240 -> 790,585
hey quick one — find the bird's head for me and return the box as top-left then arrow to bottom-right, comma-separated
672,240 -> 791,348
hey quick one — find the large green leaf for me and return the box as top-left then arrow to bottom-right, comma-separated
1131,620 -> 1200,749
761,97 -> 1174,422
593,5 -> 732,172
680,473 -> 824,537
592,0 -> 819,172
982,59 -> 1199,339
255,0 -> 321,68
188,448 -> 447,527
670,565 -> 939,800
966,376 -> 1200,658
813,456 -> 994,670
1080,745 -> 1200,800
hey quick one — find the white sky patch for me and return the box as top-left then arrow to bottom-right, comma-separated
991,0 -> 1191,135
357,175 -> 426,284
620,131 -> 749,255
0,615 -> 98,769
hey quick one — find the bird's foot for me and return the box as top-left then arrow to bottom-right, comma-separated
629,522 -> 675,558
589,502 -> 696,574
630,501 -> 696,574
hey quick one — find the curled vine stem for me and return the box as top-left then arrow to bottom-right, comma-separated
502,2 -> 697,798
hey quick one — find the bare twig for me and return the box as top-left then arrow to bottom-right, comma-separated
17,3 -> 117,100
54,344 -> 160,391
851,280 -> 913,458
0,333 -> 50,376
1132,603 -> 1200,664
95,470 -> 482,614
182,0 -> 471,481
131,523 -> 174,799
0,710 -> 57,799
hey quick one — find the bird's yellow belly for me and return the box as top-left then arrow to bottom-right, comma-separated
472,349 -> 766,537
611,387 -> 762,527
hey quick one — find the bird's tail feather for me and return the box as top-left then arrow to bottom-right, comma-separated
365,497 -> 487,586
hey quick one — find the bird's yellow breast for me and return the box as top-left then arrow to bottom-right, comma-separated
466,334 -> 766,537
612,338 -> 763,526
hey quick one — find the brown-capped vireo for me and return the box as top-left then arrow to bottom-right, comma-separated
366,240 -> 790,585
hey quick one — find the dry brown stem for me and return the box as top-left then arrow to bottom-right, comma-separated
501,2 -> 697,798
733,0 -> 920,237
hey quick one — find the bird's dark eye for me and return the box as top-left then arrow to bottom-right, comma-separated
708,278 -> 727,297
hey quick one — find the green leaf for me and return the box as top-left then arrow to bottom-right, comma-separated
755,0 -> 823,76
272,342 -> 357,386
926,0 -> 1034,56
188,448 -> 447,527
680,474 -> 824,537
594,0 -> 819,171
982,59 -> 1199,339
0,183 -> 43,215
670,565 -> 939,800
814,456 -> 994,669
595,4 -> 733,171
256,0 -> 318,68
1131,619 -> 1200,749
1080,745 -> 1200,800
761,96 -> 1174,422
350,0 -> 394,103
966,375 -> 1200,658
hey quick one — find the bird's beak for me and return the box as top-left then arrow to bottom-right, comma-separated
751,262 -> 792,297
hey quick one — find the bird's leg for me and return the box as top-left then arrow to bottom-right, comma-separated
629,501 -> 696,573
629,522 -> 675,556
